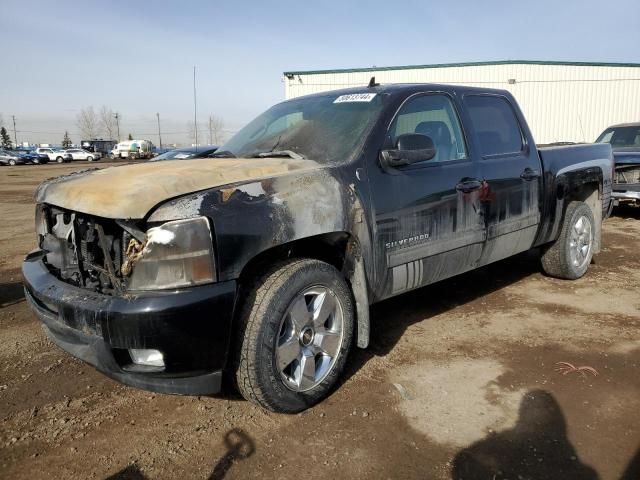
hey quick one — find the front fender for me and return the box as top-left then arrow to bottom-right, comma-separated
148,168 -> 370,283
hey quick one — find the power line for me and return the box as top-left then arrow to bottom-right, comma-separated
15,128 -> 238,136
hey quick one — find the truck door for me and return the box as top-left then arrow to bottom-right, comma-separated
368,92 -> 485,300
463,94 -> 542,264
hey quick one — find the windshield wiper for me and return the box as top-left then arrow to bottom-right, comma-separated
248,150 -> 306,160
210,150 -> 236,158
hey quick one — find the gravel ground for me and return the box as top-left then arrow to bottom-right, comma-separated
0,162 -> 638,479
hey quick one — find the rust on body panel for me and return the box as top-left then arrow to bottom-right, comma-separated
34,157 -> 323,219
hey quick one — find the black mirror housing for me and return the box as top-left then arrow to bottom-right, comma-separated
380,133 -> 436,167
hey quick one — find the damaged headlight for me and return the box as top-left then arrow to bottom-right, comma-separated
127,217 -> 216,290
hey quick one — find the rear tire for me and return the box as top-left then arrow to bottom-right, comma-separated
87,156 -> 93,162
234,259 -> 354,413
9,159 -> 16,166
541,201 -> 595,279
56,156 -> 64,163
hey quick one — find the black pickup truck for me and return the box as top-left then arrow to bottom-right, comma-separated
23,84 -> 613,412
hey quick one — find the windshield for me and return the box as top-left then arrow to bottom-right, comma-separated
218,92 -> 387,164
596,126 -> 640,149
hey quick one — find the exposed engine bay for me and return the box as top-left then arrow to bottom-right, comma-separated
36,204 -> 144,294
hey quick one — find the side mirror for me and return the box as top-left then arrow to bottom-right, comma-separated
380,134 -> 436,167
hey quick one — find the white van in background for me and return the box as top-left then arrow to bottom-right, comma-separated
109,140 -> 154,159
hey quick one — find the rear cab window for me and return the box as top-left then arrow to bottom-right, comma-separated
464,95 -> 524,157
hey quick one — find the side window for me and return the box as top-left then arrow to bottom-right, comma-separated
465,95 -> 524,156
389,94 -> 467,162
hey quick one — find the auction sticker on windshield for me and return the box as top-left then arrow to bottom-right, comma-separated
334,93 -> 377,103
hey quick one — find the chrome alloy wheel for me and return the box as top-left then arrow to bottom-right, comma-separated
275,286 -> 344,392
569,215 -> 592,269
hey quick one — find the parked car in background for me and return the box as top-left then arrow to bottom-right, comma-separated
596,122 -> 640,204
0,149 -> 26,166
65,148 -> 100,161
30,151 -> 50,164
149,146 -> 218,161
36,148 -> 72,163
152,147 -> 173,157
12,148 -> 49,164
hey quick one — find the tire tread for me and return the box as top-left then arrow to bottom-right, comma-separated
541,201 -> 595,280
233,258 -> 353,413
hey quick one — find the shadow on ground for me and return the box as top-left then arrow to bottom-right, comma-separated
0,281 -> 25,307
208,428 -> 255,479
342,249 -> 541,382
104,428 -> 255,480
612,204 -> 640,220
451,389 -> 598,480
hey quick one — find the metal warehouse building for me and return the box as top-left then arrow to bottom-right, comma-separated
283,60 -> 640,144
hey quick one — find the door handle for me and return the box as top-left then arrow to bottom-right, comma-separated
456,178 -> 482,193
520,168 -> 540,181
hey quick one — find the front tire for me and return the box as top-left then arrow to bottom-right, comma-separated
9,159 -> 16,166
541,201 -> 595,279
234,259 -> 354,413
87,156 -> 94,162
56,156 -> 64,163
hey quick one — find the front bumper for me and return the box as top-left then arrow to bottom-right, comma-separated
22,250 -> 236,395
612,183 -> 640,202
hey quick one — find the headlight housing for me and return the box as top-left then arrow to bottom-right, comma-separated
127,217 -> 216,291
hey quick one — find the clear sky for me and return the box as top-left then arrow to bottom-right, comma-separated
1,0 -> 638,145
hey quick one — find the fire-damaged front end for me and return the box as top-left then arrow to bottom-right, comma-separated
23,203 -> 236,395
612,150 -> 640,204
22,156 -> 338,396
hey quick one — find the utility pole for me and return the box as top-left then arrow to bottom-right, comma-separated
156,112 -> 162,148
208,115 -> 213,145
114,113 -> 120,141
193,66 -> 198,146
11,115 -> 17,146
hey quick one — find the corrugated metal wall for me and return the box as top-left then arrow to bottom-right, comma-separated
284,63 -> 640,144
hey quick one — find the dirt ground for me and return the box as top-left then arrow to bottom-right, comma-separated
1,162 -> 638,480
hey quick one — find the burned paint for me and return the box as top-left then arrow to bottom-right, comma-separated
35,157 -> 323,219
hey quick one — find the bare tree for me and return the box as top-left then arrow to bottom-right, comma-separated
99,106 -> 118,140
208,115 -> 225,144
187,120 -> 205,144
76,106 -> 101,139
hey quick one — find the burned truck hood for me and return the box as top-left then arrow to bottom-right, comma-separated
35,157 -> 323,219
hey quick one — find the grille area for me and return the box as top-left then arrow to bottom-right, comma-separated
615,166 -> 640,185
38,205 -> 132,294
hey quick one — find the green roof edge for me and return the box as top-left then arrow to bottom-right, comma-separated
283,59 -> 640,76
